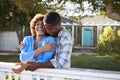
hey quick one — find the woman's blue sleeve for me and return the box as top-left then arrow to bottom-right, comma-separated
38,36 -> 56,62
20,37 -> 35,63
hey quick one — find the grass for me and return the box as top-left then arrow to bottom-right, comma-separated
0,53 -> 120,71
0,54 -> 20,62
71,54 -> 120,71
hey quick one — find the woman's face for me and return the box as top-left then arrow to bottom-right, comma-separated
35,20 -> 45,36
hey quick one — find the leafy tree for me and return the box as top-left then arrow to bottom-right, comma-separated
12,0 -> 47,15
0,0 -> 48,43
0,0 -> 29,43
70,0 -> 120,21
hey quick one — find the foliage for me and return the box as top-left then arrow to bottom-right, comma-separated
0,0 -> 31,43
12,0 -> 47,15
94,26 -> 120,54
70,0 -> 120,21
71,54 -> 120,71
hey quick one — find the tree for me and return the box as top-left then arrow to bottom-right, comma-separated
70,0 -> 120,21
8,0 -> 120,21
0,0 -> 48,43
12,0 -> 47,15
0,0 -> 27,43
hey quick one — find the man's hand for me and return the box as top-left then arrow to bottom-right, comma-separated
26,62 -> 54,71
26,62 -> 39,71
34,42 -> 55,57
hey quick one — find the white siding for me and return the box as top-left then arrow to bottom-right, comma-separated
0,31 -> 19,51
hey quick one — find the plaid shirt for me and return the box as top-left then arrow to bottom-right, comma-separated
50,27 -> 73,68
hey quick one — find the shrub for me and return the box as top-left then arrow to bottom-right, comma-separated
94,26 -> 120,54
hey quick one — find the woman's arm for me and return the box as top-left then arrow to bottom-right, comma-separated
20,36 -> 35,63
19,38 -> 54,58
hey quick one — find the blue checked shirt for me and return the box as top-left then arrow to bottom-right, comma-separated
50,27 -> 73,68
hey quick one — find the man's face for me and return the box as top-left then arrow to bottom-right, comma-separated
44,23 -> 59,37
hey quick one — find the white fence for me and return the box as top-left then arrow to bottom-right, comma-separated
0,62 -> 120,80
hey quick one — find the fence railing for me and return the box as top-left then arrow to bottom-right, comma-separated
0,62 -> 120,80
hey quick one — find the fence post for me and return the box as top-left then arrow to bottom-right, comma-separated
0,72 -> 5,80
20,74 -> 32,80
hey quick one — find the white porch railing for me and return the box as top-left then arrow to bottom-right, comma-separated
0,62 -> 120,80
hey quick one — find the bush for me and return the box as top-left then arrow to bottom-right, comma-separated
94,26 -> 120,54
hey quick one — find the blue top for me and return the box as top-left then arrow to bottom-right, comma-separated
20,36 -> 56,63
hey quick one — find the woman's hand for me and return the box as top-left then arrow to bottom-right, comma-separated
19,41 -> 25,51
11,62 -> 29,74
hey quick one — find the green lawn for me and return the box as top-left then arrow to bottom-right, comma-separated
0,54 -> 20,62
71,54 -> 120,71
0,53 -> 120,71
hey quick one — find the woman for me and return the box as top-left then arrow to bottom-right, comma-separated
12,14 -> 56,73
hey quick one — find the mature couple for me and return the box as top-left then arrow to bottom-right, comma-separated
12,11 -> 72,74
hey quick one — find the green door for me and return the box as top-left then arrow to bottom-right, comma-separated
82,27 -> 93,46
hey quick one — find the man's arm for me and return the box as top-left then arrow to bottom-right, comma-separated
20,41 -> 54,57
34,42 -> 55,57
26,62 -> 54,71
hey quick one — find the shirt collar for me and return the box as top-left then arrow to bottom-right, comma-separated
58,27 -> 66,37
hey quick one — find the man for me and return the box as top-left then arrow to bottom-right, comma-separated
12,12 -> 72,73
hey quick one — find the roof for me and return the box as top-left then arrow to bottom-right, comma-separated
81,16 -> 120,26
60,16 -> 78,26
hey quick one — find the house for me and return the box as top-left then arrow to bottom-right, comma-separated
79,16 -> 120,47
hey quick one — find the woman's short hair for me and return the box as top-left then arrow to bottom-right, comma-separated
30,14 -> 44,36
